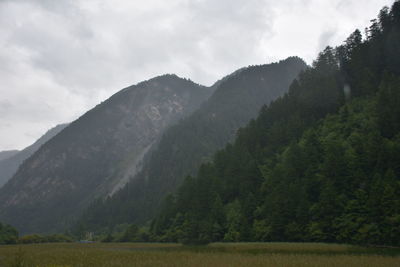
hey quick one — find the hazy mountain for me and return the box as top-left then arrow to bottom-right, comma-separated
0,74 -> 213,234
0,124 -> 67,188
0,151 -> 19,162
76,57 -> 307,232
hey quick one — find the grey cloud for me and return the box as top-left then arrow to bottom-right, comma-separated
0,0 -> 394,150
2,0 -> 274,92
0,100 -> 13,118
0,0 -> 275,150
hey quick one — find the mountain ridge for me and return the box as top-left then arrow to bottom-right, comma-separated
0,74 -> 213,234
76,57 -> 307,233
0,124 -> 68,188
0,151 -> 19,162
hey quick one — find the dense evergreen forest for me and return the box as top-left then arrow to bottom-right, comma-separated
150,1 -> 400,245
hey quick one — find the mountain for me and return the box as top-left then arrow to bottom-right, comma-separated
0,151 -> 19,162
150,1 -> 400,246
76,57 -> 307,233
0,124 -> 67,188
0,74 -> 213,234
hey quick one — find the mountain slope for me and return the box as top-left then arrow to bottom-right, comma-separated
150,1 -> 400,246
0,74 -> 212,234
0,151 -> 19,162
76,57 -> 307,232
0,124 -> 67,188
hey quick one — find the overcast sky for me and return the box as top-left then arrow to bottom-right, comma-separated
0,0 -> 394,151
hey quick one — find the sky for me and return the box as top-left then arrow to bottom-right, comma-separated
0,0 -> 394,151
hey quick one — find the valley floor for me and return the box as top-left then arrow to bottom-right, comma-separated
0,242 -> 399,267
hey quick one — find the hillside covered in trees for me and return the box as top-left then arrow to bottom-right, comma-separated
75,58 -> 306,234
150,1 -> 400,246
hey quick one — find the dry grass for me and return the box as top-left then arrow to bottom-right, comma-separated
0,242 -> 399,267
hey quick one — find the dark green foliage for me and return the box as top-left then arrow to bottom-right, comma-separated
101,232 -> 114,243
98,224 -> 151,243
377,74 -> 400,138
0,222 -> 18,244
18,233 -> 73,244
151,1 -> 400,246
119,224 -> 140,242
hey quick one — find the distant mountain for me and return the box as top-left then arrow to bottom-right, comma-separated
0,74 -> 213,234
0,151 -> 19,162
0,124 -> 67,188
76,57 -> 307,232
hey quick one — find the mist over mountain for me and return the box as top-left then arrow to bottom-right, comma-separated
76,57 -> 307,232
0,124 -> 67,188
0,75 -> 212,233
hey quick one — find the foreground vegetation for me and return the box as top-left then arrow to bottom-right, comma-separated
0,242 -> 399,267
0,223 -> 18,245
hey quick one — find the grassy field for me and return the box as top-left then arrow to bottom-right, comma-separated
0,242 -> 399,267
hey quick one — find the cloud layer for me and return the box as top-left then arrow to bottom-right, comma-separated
0,0 -> 394,150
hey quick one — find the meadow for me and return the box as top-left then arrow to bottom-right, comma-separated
0,242 -> 399,267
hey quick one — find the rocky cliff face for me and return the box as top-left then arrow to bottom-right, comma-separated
0,74 -> 212,233
0,124 -> 67,188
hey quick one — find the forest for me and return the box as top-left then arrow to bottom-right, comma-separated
149,1 -> 400,245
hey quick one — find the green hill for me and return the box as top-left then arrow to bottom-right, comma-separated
150,1 -> 400,246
